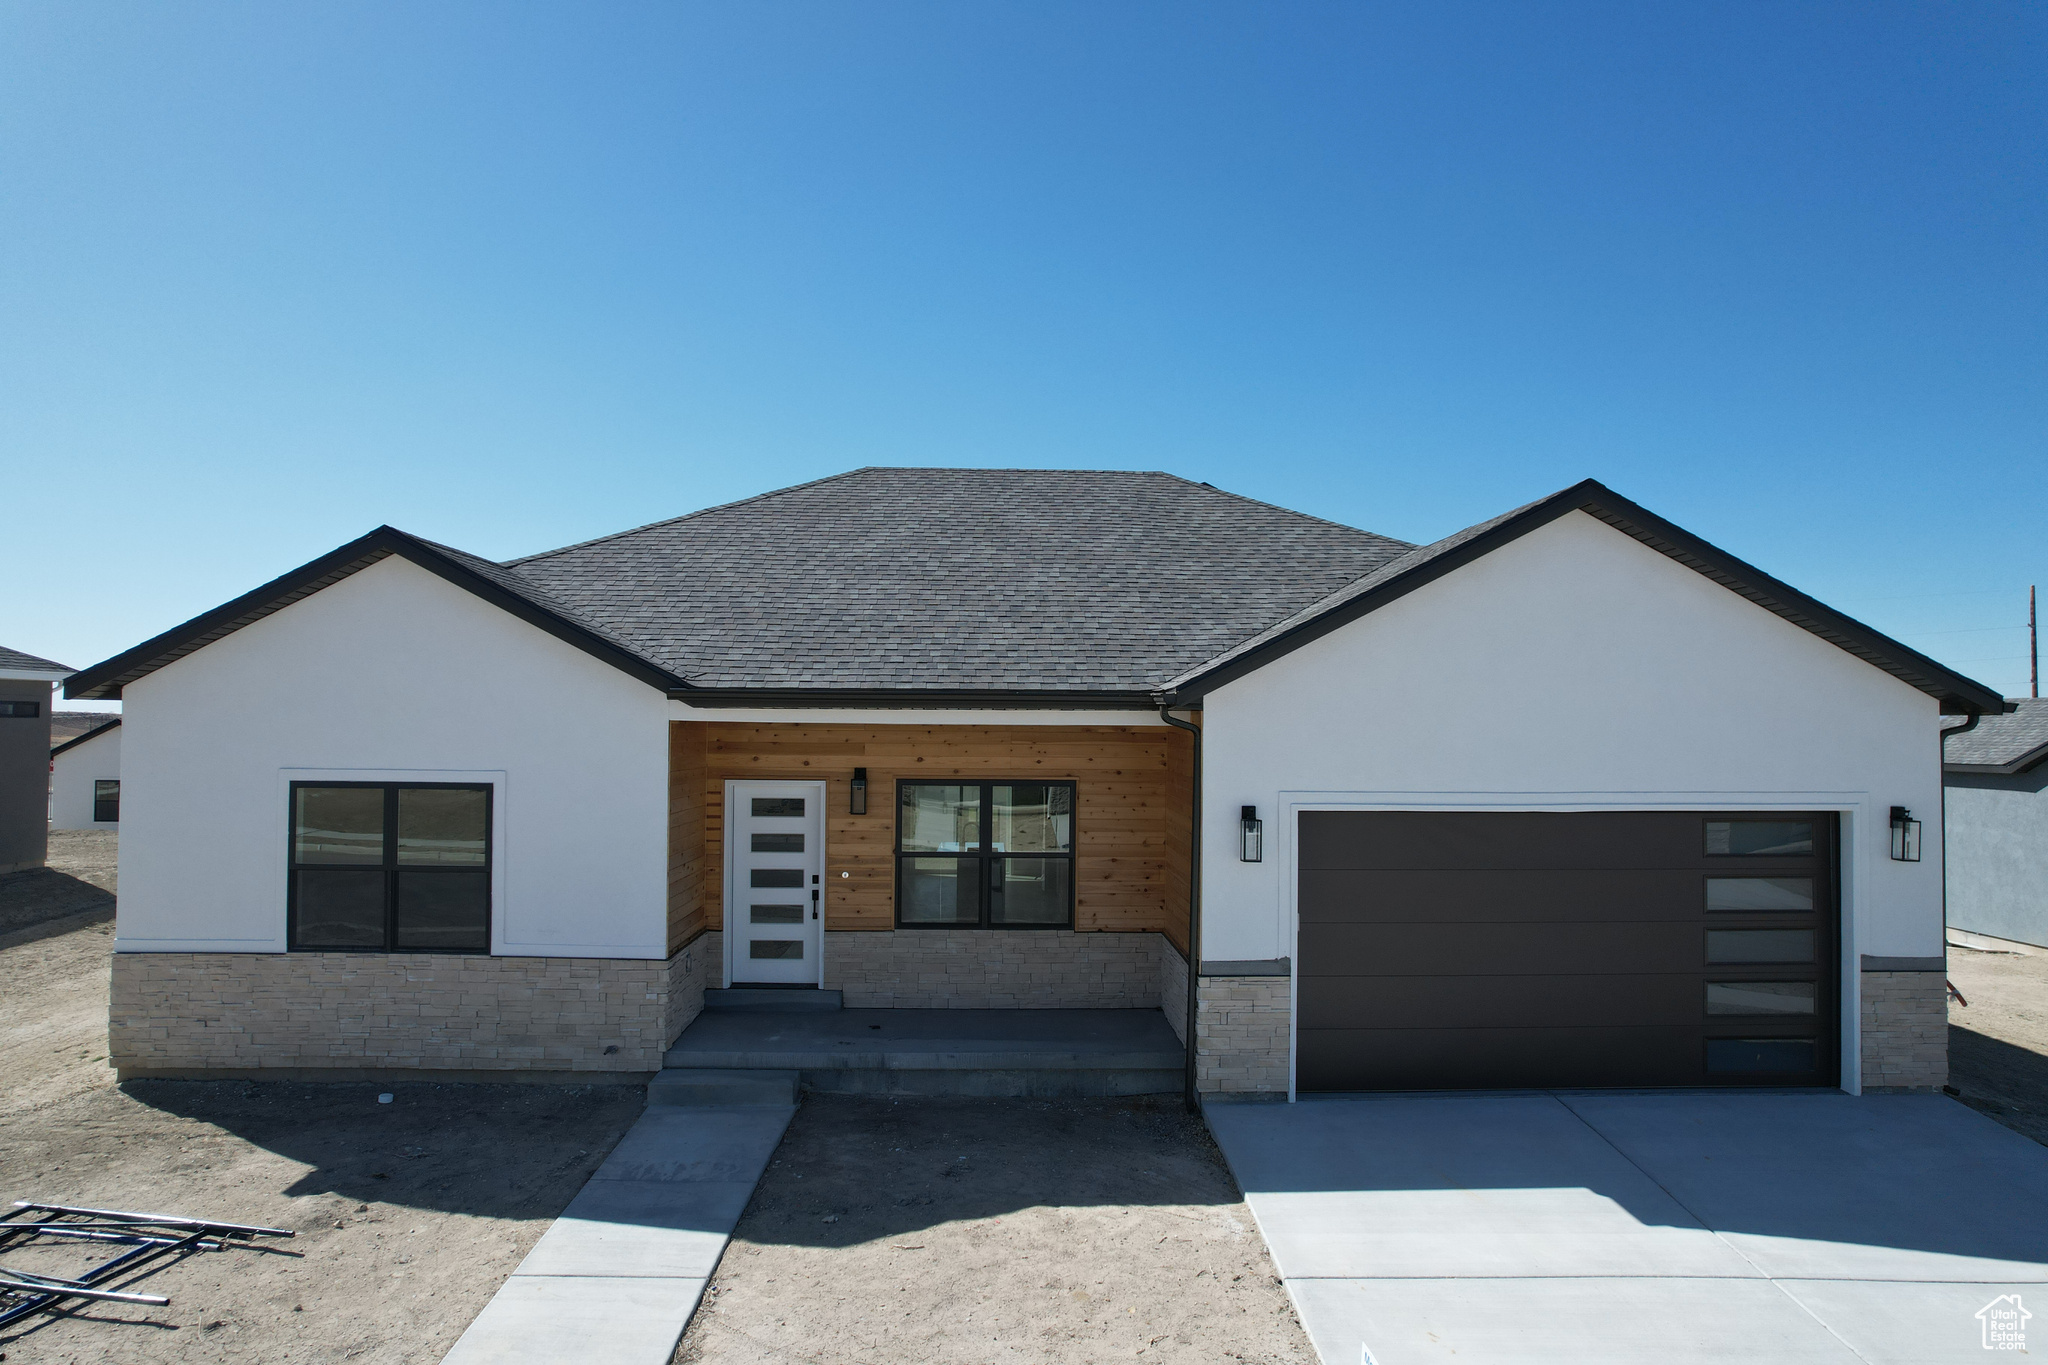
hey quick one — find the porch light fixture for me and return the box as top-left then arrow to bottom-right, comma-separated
850,768 -> 868,816
1889,806 -> 1921,862
1240,806 -> 1263,863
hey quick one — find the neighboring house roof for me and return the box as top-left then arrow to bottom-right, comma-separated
0,644 -> 73,680
50,712 -> 121,745
1945,698 -> 2048,774
64,469 -> 2008,714
50,716 -> 120,759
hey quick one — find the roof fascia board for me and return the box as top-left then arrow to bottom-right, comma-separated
0,668 -> 71,682
64,529 -> 682,701
1171,481 -> 2009,715
1945,743 -> 2048,777
50,717 -> 121,758
669,687 -> 1165,710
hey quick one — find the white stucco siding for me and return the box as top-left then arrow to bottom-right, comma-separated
50,725 -> 122,830
117,556 -> 672,957
1200,509 -> 1945,971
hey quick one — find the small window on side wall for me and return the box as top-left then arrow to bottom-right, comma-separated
0,700 -> 41,718
93,780 -> 120,823
289,783 -> 491,953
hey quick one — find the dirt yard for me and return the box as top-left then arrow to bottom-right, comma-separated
0,832 -> 647,1363
675,1094 -> 1315,1365
1948,937 -> 2048,1148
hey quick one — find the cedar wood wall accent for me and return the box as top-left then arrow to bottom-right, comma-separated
667,722 -> 1193,956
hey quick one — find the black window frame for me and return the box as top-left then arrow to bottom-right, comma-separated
93,779 -> 120,823
894,780 -> 1076,930
287,780 -> 494,954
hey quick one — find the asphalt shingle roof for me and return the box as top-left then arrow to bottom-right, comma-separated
507,468 -> 1413,691
0,644 -> 72,674
1946,698 -> 2048,772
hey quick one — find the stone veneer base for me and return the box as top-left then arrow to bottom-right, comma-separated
1860,969 -> 1948,1091
820,929 -> 1166,1010
110,932 -> 722,1081
1195,974 -> 1290,1094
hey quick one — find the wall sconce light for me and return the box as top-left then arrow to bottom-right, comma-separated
850,768 -> 868,816
1240,805 -> 1263,862
1889,805 -> 1921,862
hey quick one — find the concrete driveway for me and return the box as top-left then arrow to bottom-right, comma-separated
1206,1092 -> 2048,1364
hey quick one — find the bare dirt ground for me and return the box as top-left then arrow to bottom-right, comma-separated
0,832 -> 646,1363
1948,938 -> 2048,1148
676,1094 -> 1315,1365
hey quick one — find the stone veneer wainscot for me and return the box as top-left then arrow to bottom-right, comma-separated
108,933 -> 721,1081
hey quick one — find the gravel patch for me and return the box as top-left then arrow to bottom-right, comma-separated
1948,938 -> 2048,1147
676,1093 -> 1315,1365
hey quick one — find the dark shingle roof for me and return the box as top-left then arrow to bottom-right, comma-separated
62,468 -> 2011,713
1946,699 -> 2048,773
0,644 -> 72,674
507,468 -> 1412,691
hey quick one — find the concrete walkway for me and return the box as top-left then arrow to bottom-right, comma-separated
441,1096 -> 796,1363
1207,1091 -> 2048,1365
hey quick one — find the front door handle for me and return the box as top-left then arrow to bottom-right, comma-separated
811,888 -> 819,921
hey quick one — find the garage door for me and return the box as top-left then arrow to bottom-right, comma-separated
1297,811 -> 1839,1091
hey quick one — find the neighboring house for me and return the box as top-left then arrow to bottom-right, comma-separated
63,470 -> 2005,1095
1944,698 -> 2048,949
50,717 -> 122,831
1,644 -> 74,874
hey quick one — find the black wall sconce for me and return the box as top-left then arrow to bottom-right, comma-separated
850,768 -> 868,816
1889,805 -> 1921,862
1240,805 -> 1263,862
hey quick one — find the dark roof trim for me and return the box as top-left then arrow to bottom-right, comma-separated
64,528 -> 687,701
50,716 -> 121,757
1167,479 -> 2010,715
670,687 -> 1168,710
1945,746 -> 2048,778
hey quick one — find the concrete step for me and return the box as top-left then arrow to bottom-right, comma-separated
665,1008 -> 1187,1099
703,987 -> 844,1012
647,1068 -> 801,1107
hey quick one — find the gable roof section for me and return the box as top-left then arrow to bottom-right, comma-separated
1945,698 -> 2048,773
507,467 -> 1414,696
0,644 -> 74,679
65,527 -> 683,701
50,715 -> 120,758
1163,478 -> 2008,715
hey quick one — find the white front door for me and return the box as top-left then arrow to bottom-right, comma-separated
726,780 -> 826,985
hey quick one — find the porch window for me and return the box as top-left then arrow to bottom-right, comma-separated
896,781 -> 1074,929
289,782 -> 491,953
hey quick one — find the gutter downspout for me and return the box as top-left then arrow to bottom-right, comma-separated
1157,698 -> 1202,1114
1937,709 -> 1983,952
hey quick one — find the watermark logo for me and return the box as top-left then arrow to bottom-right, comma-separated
1977,1293 -> 2030,1352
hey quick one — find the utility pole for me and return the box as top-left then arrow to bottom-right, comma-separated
2032,584 -> 2039,699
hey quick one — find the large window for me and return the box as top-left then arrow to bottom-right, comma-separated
289,783 -> 491,953
896,781 -> 1074,929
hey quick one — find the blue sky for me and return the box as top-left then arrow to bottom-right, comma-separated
4,2 -> 2042,704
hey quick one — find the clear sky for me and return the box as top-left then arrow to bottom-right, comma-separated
4,2 -> 2043,706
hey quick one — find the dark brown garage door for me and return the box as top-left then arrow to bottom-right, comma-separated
1297,811 -> 1839,1091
